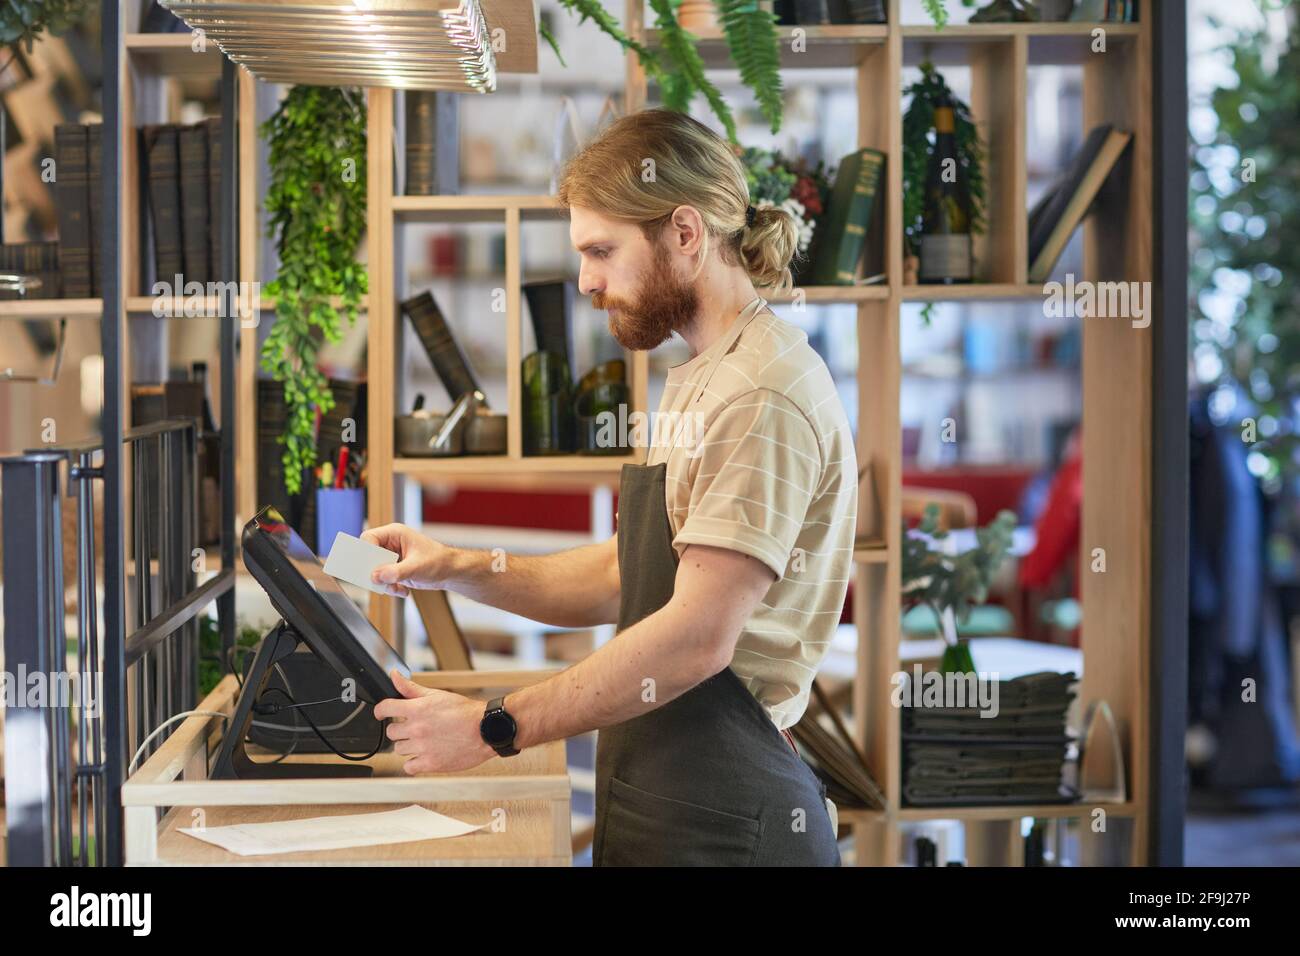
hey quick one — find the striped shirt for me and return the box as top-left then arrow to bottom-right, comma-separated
647,304 -> 857,731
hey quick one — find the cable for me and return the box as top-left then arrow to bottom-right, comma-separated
254,685 -> 386,762
128,710 -> 230,776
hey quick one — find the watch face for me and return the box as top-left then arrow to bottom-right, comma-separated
481,708 -> 516,745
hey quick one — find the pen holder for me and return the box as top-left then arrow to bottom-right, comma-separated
316,486 -> 366,557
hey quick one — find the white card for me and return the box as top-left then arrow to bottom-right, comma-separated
322,531 -> 399,595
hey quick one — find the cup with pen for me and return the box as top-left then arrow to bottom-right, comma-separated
315,445 -> 368,557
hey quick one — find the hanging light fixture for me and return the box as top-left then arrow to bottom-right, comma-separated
159,0 -> 523,92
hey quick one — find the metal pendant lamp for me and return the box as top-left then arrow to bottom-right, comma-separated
158,0 -> 532,92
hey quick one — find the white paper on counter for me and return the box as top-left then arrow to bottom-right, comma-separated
178,804 -> 488,857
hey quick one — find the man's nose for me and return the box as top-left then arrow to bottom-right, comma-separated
578,262 -> 602,298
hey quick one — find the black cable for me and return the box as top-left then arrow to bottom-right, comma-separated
254,685 -> 386,762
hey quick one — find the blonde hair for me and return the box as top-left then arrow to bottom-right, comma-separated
556,109 -> 799,295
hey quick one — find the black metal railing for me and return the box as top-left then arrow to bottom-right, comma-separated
1,421 -> 234,866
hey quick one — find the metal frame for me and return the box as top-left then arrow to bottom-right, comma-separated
1149,1 -> 1189,867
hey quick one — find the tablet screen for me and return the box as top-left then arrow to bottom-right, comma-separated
242,507 -> 409,703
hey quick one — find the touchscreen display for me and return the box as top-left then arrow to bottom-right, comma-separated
244,508 -> 410,698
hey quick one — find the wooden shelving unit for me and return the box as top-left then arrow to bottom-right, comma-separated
210,0 -> 1154,866
637,0 -> 1153,866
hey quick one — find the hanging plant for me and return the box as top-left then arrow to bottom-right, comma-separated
539,0 -> 782,143
0,0 -> 92,53
259,85 -> 368,496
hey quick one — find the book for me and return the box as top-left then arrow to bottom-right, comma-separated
1028,126 -> 1133,283
808,148 -> 885,285
205,117 -> 223,280
399,291 -> 482,402
54,123 -> 92,297
791,680 -> 886,810
87,123 -> 103,297
404,91 -> 459,195
143,124 -> 183,290
179,122 -> 210,285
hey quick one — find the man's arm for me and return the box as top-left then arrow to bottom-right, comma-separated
362,523 -> 621,629
507,543 -> 775,748
372,542 -> 776,774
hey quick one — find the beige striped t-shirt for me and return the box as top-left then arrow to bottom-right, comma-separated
647,302 -> 857,731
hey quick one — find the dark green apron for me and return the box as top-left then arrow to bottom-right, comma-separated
591,460 -> 841,866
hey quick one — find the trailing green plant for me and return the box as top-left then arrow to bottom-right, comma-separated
902,61 -> 987,259
259,85 -> 368,496
0,0 -> 92,53
902,503 -> 1016,671
540,0 -> 782,143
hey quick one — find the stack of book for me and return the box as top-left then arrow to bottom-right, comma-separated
901,670 -> 1079,807
140,119 -> 224,290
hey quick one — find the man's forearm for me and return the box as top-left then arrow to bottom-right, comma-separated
442,539 -> 619,629
501,601 -> 729,749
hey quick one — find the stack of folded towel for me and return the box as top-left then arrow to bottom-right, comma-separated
901,670 -> 1079,807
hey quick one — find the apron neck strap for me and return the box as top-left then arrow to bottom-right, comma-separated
687,294 -> 767,408
657,294 -> 767,460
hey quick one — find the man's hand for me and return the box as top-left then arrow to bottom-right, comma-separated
373,671 -> 496,774
361,524 -> 456,597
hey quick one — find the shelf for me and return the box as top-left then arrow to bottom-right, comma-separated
125,34 -> 225,78
393,194 -> 563,224
854,544 -> 888,564
901,283 -> 1048,301
902,22 -> 1140,67
895,801 -> 1137,822
775,284 -> 890,303
392,453 -> 640,486
838,801 -> 1137,826
0,298 -> 102,319
124,295 -> 369,316
646,25 -> 888,70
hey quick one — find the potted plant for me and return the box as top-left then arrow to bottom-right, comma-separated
259,85 -> 368,496
901,503 -> 1017,673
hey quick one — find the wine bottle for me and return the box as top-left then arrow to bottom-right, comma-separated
918,92 -> 973,284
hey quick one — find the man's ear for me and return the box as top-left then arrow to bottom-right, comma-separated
669,204 -> 705,257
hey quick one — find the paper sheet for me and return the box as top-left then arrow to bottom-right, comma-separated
179,805 -> 487,857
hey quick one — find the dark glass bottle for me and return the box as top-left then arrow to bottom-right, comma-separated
919,92 -> 973,284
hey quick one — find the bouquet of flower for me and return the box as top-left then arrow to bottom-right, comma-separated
735,145 -> 834,259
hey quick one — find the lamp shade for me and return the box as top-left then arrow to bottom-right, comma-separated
159,0 -> 530,91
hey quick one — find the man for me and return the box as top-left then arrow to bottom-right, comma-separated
366,109 -> 856,866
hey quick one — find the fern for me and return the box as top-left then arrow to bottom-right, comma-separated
714,0 -> 783,134
537,18 -> 565,67
647,0 -> 738,142
552,0 -> 664,75
920,0 -> 950,28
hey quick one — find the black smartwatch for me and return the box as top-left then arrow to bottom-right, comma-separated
480,696 -> 519,757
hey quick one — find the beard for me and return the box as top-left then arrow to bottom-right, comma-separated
593,238 -> 699,351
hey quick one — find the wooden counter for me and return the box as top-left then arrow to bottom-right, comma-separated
124,671 -> 571,866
